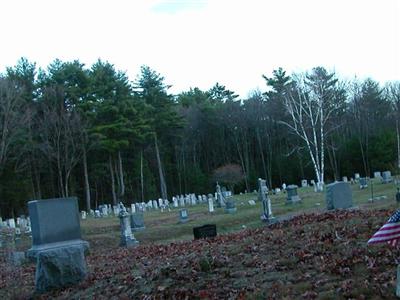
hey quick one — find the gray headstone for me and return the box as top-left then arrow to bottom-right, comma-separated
119,205 -> 138,247
35,244 -> 87,292
225,200 -> 237,214
286,185 -> 301,204
325,182 -> 353,210
27,197 -> 89,259
374,171 -> 382,179
130,213 -> 145,231
359,177 -> 368,189
179,209 -> 189,223
382,171 -> 392,184
301,179 -> 308,188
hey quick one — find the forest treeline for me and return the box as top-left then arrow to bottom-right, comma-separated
0,58 -> 399,217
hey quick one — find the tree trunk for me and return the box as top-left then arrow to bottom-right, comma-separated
83,146 -> 91,211
155,135 -> 168,200
117,150 -> 125,200
109,154 -> 117,205
140,150 -> 144,202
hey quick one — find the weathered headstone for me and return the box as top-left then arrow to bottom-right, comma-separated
286,185 -> 301,204
326,182 -> 353,210
27,197 -> 89,292
208,197 -> 214,213
8,219 -> 15,228
131,203 -> 136,214
130,212 -> 145,231
153,200 -> 158,210
301,179 -> 308,188
282,183 -> 287,190
193,224 -> 217,239
342,176 -> 348,183
310,179 -> 315,186
179,209 -> 189,223
354,173 -> 360,180
248,200 -> 256,205
81,211 -> 87,220
258,178 -> 275,222
382,171 -> 392,184
359,177 -> 368,189
374,171 -> 382,179
119,203 -> 139,247
225,200 -> 237,214
94,210 -> 101,218
216,183 -> 226,208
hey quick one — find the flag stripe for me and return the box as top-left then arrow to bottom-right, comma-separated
370,228 -> 400,238
368,233 -> 400,243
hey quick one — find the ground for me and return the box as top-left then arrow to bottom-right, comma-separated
1,179 -> 400,299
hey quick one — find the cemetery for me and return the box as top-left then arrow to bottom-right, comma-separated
2,178 -> 400,298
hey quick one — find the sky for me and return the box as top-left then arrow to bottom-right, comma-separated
0,0 -> 399,98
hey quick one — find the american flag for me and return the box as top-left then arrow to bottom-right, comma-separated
368,210 -> 400,246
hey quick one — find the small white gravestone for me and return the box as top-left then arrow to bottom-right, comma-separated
173,197 -> 178,208
282,183 -> 287,190
153,200 -> 158,210
275,188 -> 281,194
81,211 -> 87,220
131,204 -> 136,214
8,219 -> 16,228
248,200 -> 256,206
16,217 -> 21,225
179,196 -> 185,207
208,198 -> 214,213
202,195 -> 207,202
94,210 -> 101,218
342,176 -> 348,182
301,179 -> 308,188
310,179 -> 315,186
158,198 -> 163,207
355,173 -> 360,180
147,200 -> 153,209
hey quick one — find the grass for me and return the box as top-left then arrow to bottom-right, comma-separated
77,178 -> 399,246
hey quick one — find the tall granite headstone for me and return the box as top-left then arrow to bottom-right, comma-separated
27,197 -> 89,292
286,185 -> 301,204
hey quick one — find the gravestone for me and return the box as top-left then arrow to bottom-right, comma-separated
173,197 -> 179,208
119,204 -> 139,247
153,200 -> 158,210
216,183 -> 226,207
179,195 -> 185,207
354,173 -> 360,181
258,178 -> 275,223
130,212 -> 145,231
374,171 -> 382,179
179,209 -> 189,223
158,198 -> 163,208
27,197 -> 89,292
342,176 -> 348,183
208,197 -> 214,213
94,210 -> 101,218
193,224 -> 217,239
258,178 -> 268,202
248,200 -> 256,205
286,185 -> 301,204
81,211 -> 87,220
382,171 -> 392,184
131,203 -> 136,214
310,179 -> 315,186
282,183 -> 287,190
326,182 -> 353,210
8,219 -> 15,228
301,179 -> 308,188
275,188 -> 281,194
225,200 -> 237,214
359,177 -> 368,189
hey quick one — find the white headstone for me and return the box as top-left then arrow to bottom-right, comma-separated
131,204 -> 136,214
282,183 -> 287,190
81,211 -> 87,220
208,198 -> 214,213
153,200 -> 158,210
342,176 -> 348,182
8,218 -> 15,228
248,200 -> 256,206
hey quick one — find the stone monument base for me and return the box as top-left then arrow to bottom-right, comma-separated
35,244 -> 87,293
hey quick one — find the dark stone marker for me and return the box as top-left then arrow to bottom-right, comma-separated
27,197 -> 89,292
130,212 -> 145,231
27,197 -> 89,259
396,188 -> 400,204
193,224 -> 217,239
